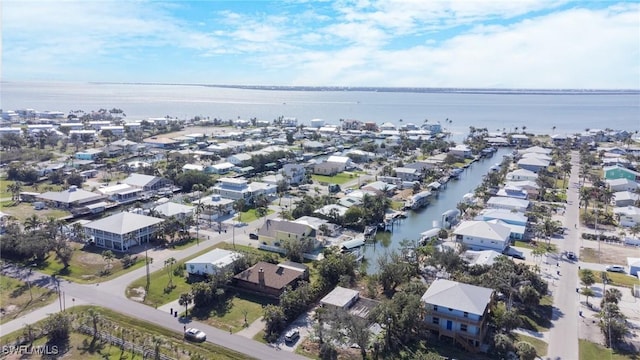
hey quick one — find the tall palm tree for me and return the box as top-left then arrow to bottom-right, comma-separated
8,181 -> 22,202
178,293 -> 193,318
23,214 -> 41,231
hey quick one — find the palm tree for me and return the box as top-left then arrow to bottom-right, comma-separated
7,181 -> 22,202
178,292 -> 193,318
23,214 -> 41,231
86,308 -> 101,341
216,204 -> 226,233
164,257 -> 176,289
151,335 -> 164,360
234,199 -> 245,221
101,250 -> 115,273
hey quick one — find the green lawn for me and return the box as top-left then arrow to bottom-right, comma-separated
0,306 -> 252,360
234,208 -> 274,223
312,172 -> 361,185
191,292 -> 272,333
0,202 -> 70,222
515,334 -> 548,357
602,271 -> 640,288
579,339 -> 637,360
33,243 -> 146,284
519,295 -> 553,332
0,275 -> 57,325
390,200 -> 405,210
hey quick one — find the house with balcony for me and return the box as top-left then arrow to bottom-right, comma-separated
394,167 -> 421,182
486,196 -> 530,212
421,279 -> 494,353
282,164 -> 306,185
449,144 -> 472,159
613,206 -> 640,227
37,186 -> 106,211
193,194 -> 235,221
83,212 -> 164,252
505,169 -> 539,182
122,173 -> 173,194
212,178 -> 276,203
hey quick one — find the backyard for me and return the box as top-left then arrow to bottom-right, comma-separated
312,171 -> 362,185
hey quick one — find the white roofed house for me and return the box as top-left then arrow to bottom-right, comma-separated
516,156 -> 550,173
227,153 -> 252,166
123,173 -> 173,194
83,212 -> 164,252
185,248 -> 242,277
449,144 -> 472,159
152,202 -> 194,220
606,178 -> 640,192
486,196 -> 530,212
613,206 -> 640,227
37,186 -> 107,216
505,169 -> 539,182
326,155 -> 354,171
282,163 -> 306,185
453,220 -> 512,252
421,279 -> 494,353
613,191 -> 640,207
394,167 -> 420,181
194,194 -> 235,221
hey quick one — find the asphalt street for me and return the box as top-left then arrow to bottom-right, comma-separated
546,150 -> 580,358
0,208 -> 307,360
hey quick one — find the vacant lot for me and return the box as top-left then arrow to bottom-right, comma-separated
579,241 -> 639,268
0,202 -> 70,222
0,275 -> 57,325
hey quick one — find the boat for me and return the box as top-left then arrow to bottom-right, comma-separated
419,227 -> 441,245
427,181 -> 442,191
450,168 -> 464,179
406,190 -> 433,210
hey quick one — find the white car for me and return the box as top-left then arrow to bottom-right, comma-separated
184,328 -> 206,342
605,265 -> 625,273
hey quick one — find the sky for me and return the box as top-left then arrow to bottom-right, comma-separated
2,0 -> 639,89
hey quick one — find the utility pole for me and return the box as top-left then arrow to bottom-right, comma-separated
145,246 -> 152,291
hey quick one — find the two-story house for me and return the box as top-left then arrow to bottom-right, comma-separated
421,279 -> 494,353
453,220 -> 512,252
83,212 -> 164,252
257,219 -> 319,254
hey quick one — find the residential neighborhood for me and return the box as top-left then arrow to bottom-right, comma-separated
1,109 -> 639,360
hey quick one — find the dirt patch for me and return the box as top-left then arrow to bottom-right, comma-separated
128,286 -> 146,302
392,189 -> 414,201
579,241 -> 635,266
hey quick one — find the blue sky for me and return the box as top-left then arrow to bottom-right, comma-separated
2,0 -> 639,88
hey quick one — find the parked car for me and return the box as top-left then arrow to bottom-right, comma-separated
566,251 -> 577,260
184,328 -> 206,342
605,265 -> 625,273
249,233 -> 259,240
284,329 -> 300,344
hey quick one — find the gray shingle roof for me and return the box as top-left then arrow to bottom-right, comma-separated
257,219 -> 316,238
38,187 -> 104,204
84,212 -> 164,235
421,279 -> 493,316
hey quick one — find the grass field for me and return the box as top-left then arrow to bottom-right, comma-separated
579,339 -> 637,360
0,275 -> 57,325
515,334 -> 548,357
520,295 -> 553,333
602,271 -> 640,288
33,243 -> 146,284
312,172 -> 361,185
191,292 -> 272,333
0,306 -> 252,360
0,202 -> 70,222
234,208 -> 274,223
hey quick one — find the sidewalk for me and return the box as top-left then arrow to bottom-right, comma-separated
0,298 -> 87,336
236,316 -> 265,339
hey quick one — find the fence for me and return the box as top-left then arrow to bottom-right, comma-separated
76,325 -> 175,360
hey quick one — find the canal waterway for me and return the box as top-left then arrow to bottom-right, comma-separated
363,147 -> 512,273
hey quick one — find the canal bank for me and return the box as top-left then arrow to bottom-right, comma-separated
363,147 -> 512,273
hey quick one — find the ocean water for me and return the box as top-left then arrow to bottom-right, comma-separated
1,81 -> 639,136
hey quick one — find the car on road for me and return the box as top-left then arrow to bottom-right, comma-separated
184,328 -> 206,342
605,265 -> 625,273
284,329 -> 300,344
249,233 -> 259,240
566,251 -> 577,260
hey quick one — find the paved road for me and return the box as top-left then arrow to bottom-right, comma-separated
547,151 -> 580,359
0,209 -> 307,360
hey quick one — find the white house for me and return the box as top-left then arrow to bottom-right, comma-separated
613,206 -> 640,227
505,169 -> 539,182
282,164 -> 306,185
613,191 -> 640,207
152,202 -> 194,220
227,153 -> 252,166
185,249 -> 242,276
326,155 -> 353,171
394,167 -> 421,181
486,197 -> 530,212
194,194 -> 235,221
606,178 -> 639,192
421,279 -> 494,351
83,212 -> 164,252
320,286 -> 360,310
453,220 -> 511,252
449,144 -> 472,159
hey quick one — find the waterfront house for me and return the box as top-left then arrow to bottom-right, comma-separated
495,185 -> 528,200
613,206 -> 640,227
486,196 -> 530,212
185,249 -> 242,277
516,156 -> 550,173
504,181 -> 540,199
518,146 -> 552,155
379,122 -> 396,131
606,178 -> 640,192
505,169 -> 539,182
143,136 -> 179,149
233,261 -> 307,298
604,165 -> 640,181
449,144 -> 472,159
83,212 -> 164,252
454,220 -> 511,252
212,177 -> 275,202
123,173 -> 173,194
477,209 -> 528,227
256,219 -> 319,252
227,153 -> 252,166
320,286 -> 360,310
421,279 -> 494,352
37,186 -> 107,216
99,184 -> 142,204
210,162 -> 235,175
394,167 -> 421,181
